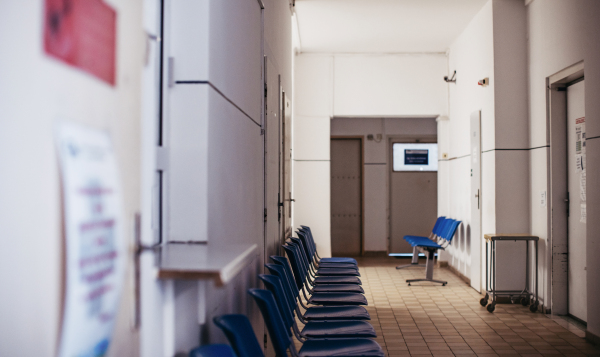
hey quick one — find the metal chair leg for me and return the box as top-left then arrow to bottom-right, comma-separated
406,249 -> 447,286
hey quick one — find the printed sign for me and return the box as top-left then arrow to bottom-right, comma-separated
404,149 -> 429,165
44,0 -> 117,85
56,123 -> 125,357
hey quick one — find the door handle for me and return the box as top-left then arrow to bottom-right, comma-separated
475,189 -> 480,209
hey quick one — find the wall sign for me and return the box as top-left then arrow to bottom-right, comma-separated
56,123 -> 125,357
44,0 -> 117,86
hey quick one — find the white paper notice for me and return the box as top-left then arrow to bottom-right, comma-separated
581,203 -> 587,223
580,171 -> 587,202
540,190 -> 547,207
56,123 -> 126,357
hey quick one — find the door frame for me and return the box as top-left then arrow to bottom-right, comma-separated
547,61 -> 584,315
330,136 -> 365,256
387,134 -> 437,254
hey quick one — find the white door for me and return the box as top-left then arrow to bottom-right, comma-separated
567,80 -> 587,322
470,111 -> 482,292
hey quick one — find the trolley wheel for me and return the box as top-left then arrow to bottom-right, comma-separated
487,303 -> 496,313
521,296 -> 530,306
530,302 -> 538,313
442,283 -> 446,286
480,297 -> 488,307
408,283 -> 411,286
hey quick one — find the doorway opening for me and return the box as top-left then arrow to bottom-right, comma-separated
548,61 -> 586,322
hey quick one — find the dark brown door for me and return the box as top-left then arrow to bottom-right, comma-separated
330,139 -> 362,256
389,142 -> 437,254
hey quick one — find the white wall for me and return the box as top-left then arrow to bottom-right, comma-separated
330,117 -> 438,252
438,0 -> 495,280
0,1 -> 144,356
140,0 -> 294,355
526,0 -> 600,340
294,53 -> 448,256
442,0 -> 530,294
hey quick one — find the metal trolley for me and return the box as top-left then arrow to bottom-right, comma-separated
480,234 -> 539,313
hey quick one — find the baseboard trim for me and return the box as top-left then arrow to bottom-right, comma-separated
587,330 -> 600,346
362,251 -> 388,257
444,262 -> 471,285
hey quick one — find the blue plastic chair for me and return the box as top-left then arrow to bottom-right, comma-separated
289,239 -> 360,276
405,219 -> 462,286
282,244 -> 362,286
266,262 -> 370,321
258,274 -> 376,339
213,314 -> 264,357
249,289 -> 384,357
189,344 -> 237,357
397,216 -> 447,269
282,245 -> 368,306
299,226 -> 358,265
292,236 -> 358,270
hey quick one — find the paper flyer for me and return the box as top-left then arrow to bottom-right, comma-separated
56,123 -> 126,357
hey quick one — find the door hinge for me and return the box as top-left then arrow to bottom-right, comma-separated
264,83 -> 268,98
260,128 -> 265,135
264,208 -> 267,222
565,192 -> 570,217
264,334 -> 268,349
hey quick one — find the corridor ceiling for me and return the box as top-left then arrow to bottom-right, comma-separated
294,0 -> 488,53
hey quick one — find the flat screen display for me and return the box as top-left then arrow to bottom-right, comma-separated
393,143 -> 438,171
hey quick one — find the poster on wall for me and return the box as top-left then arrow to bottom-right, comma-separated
56,123 -> 126,357
575,117 -> 586,223
44,0 -> 117,86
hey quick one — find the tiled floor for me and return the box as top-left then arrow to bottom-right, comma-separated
296,257 -> 600,357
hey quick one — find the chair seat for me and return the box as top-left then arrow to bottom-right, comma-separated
318,262 -> 359,270
407,238 -> 444,249
303,306 -> 370,320
308,292 -> 368,306
320,257 -> 357,264
299,338 -> 385,357
302,321 -> 376,338
312,284 -> 364,293
316,268 -> 361,276
189,344 -> 236,357
313,276 -> 362,285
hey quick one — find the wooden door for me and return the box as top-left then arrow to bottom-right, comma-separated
330,139 -> 362,256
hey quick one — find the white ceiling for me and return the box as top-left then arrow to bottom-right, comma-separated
294,0 -> 488,53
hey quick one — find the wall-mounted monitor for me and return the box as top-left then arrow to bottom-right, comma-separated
392,143 -> 438,172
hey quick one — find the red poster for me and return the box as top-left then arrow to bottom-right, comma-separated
44,0 -> 117,86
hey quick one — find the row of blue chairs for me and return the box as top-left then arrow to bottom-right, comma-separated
396,216 -> 461,286
191,225 -> 385,357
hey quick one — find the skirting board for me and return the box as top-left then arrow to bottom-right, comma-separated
441,261 -> 471,285
363,251 -> 388,257
587,330 -> 600,346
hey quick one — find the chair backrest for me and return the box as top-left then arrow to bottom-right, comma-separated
296,231 -> 316,261
258,274 -> 295,331
442,220 -> 461,243
213,314 -> 264,357
189,344 -> 237,357
431,216 -> 446,237
299,226 -> 317,252
285,242 -> 312,281
266,260 -> 300,300
290,230 -> 313,261
288,240 -> 313,272
248,289 -> 291,357
433,218 -> 452,242
282,244 -> 306,289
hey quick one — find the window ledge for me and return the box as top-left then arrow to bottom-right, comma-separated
155,242 -> 258,286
